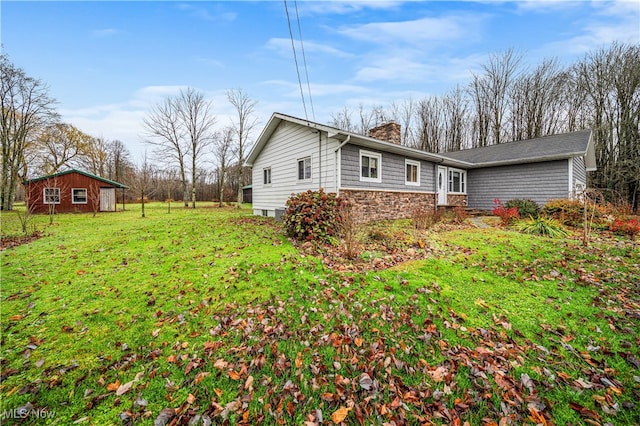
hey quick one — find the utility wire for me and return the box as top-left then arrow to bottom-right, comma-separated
293,0 -> 315,121
284,0 -> 308,121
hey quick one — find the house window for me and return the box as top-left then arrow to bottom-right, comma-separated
360,150 -> 382,183
72,188 -> 87,204
298,157 -> 311,180
448,169 -> 466,193
263,168 -> 272,185
405,159 -> 420,186
43,187 -> 60,204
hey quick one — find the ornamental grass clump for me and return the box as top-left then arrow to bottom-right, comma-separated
516,216 -> 568,238
282,189 -> 342,243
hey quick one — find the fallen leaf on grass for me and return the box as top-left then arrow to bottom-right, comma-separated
154,408 -> 175,426
359,373 -> 373,391
569,401 -> 601,421
106,379 -> 120,392
330,406 -> 350,423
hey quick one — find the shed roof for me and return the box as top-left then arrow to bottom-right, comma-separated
24,169 -> 129,188
440,130 -> 596,170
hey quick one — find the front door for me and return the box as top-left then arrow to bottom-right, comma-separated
100,188 -> 116,211
437,166 -> 447,205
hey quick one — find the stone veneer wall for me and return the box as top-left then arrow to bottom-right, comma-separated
446,194 -> 468,207
340,189 -> 436,223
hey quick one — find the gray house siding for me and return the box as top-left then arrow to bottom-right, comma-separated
573,156 -> 586,187
340,143 -> 435,192
467,160 -> 569,210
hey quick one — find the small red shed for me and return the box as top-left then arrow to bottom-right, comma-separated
24,169 -> 128,214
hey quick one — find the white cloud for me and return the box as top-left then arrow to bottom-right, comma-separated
337,14 -> 483,45
91,28 -> 121,37
539,0 -> 639,57
265,38 -> 353,58
175,3 -> 237,22
294,1 -> 405,16
194,56 -> 225,68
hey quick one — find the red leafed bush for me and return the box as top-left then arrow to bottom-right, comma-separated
283,189 -> 343,242
492,198 -> 520,226
609,217 -> 640,239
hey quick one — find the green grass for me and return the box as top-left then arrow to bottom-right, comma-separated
1,204 -> 639,425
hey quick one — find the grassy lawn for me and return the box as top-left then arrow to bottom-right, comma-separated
1,203 -> 639,425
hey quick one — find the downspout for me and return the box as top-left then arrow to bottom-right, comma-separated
334,135 -> 351,196
318,131 -> 322,190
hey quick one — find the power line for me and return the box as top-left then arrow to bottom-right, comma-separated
283,0 -> 308,121
293,0 -> 315,121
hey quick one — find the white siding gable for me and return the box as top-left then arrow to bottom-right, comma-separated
251,121 -> 340,216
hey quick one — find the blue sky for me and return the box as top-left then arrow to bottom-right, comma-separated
2,1 -> 639,160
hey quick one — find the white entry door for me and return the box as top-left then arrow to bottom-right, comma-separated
437,166 -> 447,205
100,188 -> 116,211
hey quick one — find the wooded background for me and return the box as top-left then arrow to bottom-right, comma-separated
2,42 -> 638,211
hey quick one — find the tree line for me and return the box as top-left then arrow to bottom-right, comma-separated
2,42 -> 638,212
329,42 -> 639,210
1,52 -> 257,211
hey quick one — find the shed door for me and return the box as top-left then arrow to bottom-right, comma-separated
100,188 -> 116,211
437,166 -> 447,205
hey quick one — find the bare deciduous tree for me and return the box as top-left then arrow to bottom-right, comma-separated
177,88 -> 216,208
1,53 -> 58,210
214,127 -> 234,207
469,49 -> 522,146
143,92 -> 189,207
144,88 -> 216,209
227,88 -> 258,208
129,155 -> 157,218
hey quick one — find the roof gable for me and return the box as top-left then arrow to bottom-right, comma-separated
246,113 -> 596,172
245,112 -> 469,168
24,169 -> 128,188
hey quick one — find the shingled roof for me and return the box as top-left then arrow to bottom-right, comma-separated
440,130 -> 596,170
24,169 -> 128,188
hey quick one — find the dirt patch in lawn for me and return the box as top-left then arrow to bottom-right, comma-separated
293,221 -> 478,272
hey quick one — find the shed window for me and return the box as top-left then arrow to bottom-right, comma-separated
263,168 -> 271,185
360,150 -> 382,183
405,159 -> 420,186
448,169 -> 466,193
72,188 -> 88,204
298,157 -> 311,180
43,187 -> 60,204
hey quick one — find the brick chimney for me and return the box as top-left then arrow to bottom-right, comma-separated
368,121 -> 401,145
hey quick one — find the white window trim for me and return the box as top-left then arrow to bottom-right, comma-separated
263,167 -> 272,185
297,157 -> 312,181
359,150 -> 382,183
447,168 -> 466,194
43,187 -> 60,204
405,159 -> 420,186
72,188 -> 88,204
